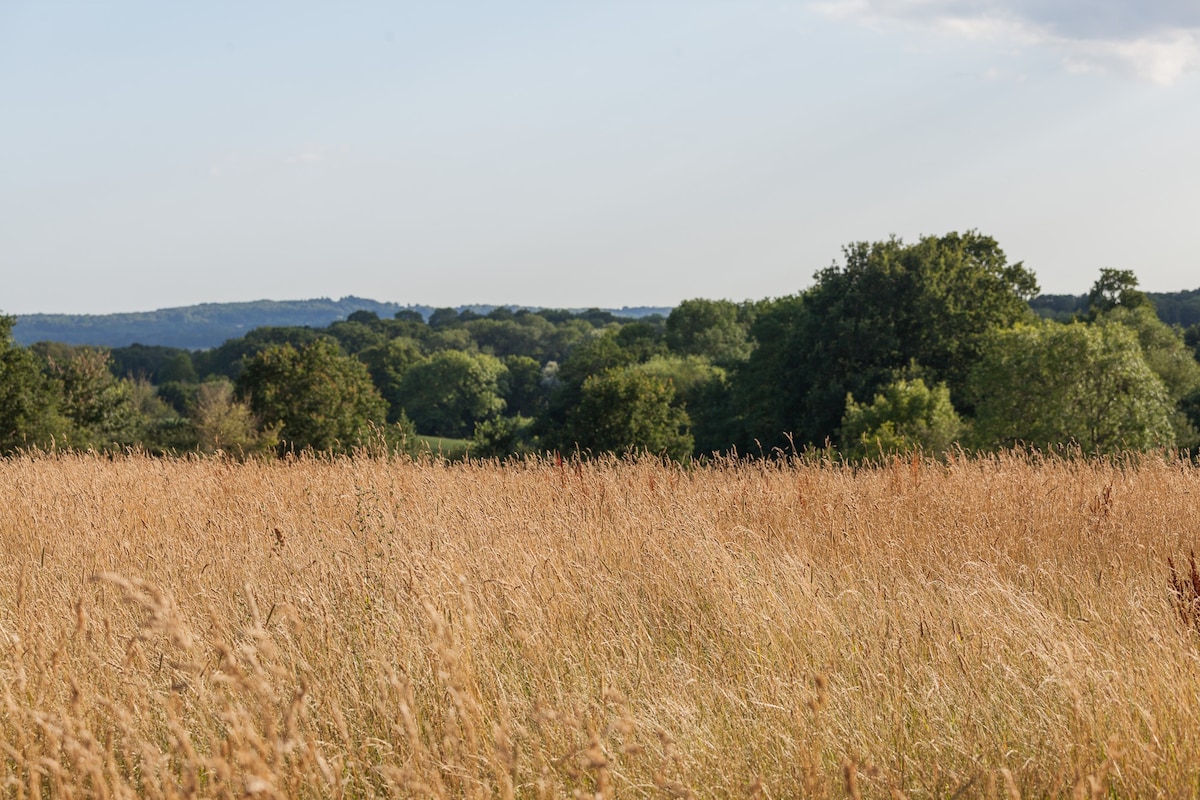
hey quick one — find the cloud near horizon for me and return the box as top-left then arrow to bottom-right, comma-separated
812,0 -> 1200,84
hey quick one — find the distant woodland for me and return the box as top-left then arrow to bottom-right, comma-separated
3,231 -> 1199,460
11,298 -> 670,349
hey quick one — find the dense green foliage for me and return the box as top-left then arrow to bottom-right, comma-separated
236,339 -> 389,454
394,351 -> 506,439
841,378 -> 964,459
0,316 -> 66,452
967,321 -> 1174,453
3,231 -> 1198,461
560,369 -> 693,460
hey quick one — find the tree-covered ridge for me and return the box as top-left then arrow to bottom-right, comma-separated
13,297 -> 406,349
1031,287 -> 1200,327
3,234 -> 1199,460
12,298 -> 672,349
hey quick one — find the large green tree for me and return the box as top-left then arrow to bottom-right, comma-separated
967,321 -> 1174,453
500,355 -> 549,418
237,339 -> 387,453
634,354 -> 734,455
538,331 -> 636,437
394,350 -> 507,438
735,232 -> 1038,449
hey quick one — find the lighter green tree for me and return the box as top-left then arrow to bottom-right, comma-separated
192,380 -> 280,456
394,350 -> 507,438
968,321 -> 1174,453
840,378 -> 964,460
1097,304 -> 1200,449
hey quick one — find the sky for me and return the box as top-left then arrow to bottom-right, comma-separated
2,1 -> 1198,315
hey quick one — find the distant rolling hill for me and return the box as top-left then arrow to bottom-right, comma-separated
1029,289 -> 1200,327
12,298 -> 673,349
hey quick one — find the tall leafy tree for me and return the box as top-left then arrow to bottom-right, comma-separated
1087,268 -> 1153,315
500,355 -> 550,418
193,326 -> 326,382
537,330 -> 641,447
735,232 -> 1038,449
357,337 -> 426,422
238,339 -> 387,453
0,315 -> 65,452
1097,304 -> 1200,450
633,354 -> 734,455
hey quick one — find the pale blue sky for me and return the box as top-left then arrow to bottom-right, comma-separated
2,1 -> 1198,314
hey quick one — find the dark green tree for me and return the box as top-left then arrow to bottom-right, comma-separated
1185,323 -> 1200,361
541,319 -> 595,363
1087,268 -> 1153,315
560,368 -> 693,460
635,354 -> 735,456
357,337 -> 426,422
394,309 -> 425,324
428,308 -> 462,329
665,299 -> 753,364
500,355 -> 549,418
614,321 -> 667,362
237,339 -> 387,453
537,330 -> 638,444
107,344 -> 196,384
326,319 -> 387,355
193,326 -> 326,382
735,232 -> 1038,449
0,315 -> 66,452
158,352 -> 198,384
470,414 -> 536,459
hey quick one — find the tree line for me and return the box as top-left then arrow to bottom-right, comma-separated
3,231 -> 1199,460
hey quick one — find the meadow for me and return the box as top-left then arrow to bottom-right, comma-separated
0,451 -> 1198,798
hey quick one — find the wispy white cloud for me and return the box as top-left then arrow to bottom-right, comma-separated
287,147 -> 327,165
812,0 -> 1200,83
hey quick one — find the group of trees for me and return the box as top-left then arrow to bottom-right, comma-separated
3,232 -> 1199,460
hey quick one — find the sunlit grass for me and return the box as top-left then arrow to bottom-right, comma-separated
0,451 -> 1197,797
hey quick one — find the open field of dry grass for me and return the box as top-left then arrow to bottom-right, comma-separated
1,451 -> 1199,798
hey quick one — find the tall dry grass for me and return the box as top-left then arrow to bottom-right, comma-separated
0,450 -> 1198,797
